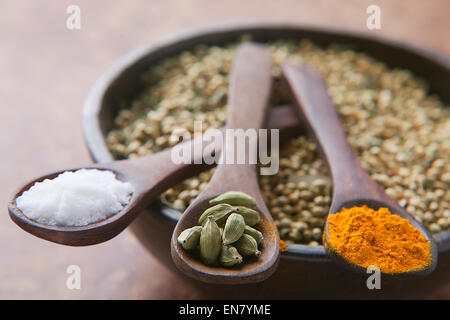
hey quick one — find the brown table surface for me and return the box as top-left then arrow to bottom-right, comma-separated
1,0 -> 449,299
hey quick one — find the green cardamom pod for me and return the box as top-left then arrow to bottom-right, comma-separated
209,191 -> 256,208
220,245 -> 243,268
200,217 -> 222,265
222,213 -> 245,245
235,206 -> 260,226
243,225 -> 263,245
198,203 -> 237,226
177,226 -> 202,250
235,234 -> 261,257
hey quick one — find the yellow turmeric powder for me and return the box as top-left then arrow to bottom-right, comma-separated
279,240 -> 287,252
326,205 -> 431,274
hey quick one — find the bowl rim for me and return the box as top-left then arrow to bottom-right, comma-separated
82,21 -> 450,260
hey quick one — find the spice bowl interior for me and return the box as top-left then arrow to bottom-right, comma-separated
83,23 -> 450,298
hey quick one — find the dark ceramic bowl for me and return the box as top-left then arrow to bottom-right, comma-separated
82,23 -> 450,298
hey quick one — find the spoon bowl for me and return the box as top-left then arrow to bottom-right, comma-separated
7,148 -> 208,246
171,165 -> 280,283
323,198 -> 439,277
282,62 -> 438,276
8,166 -> 144,246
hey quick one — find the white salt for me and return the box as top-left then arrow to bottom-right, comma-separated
16,169 -> 134,226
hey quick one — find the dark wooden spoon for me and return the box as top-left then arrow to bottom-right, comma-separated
282,62 -> 438,276
8,136 -> 213,246
171,43 -> 280,284
8,103 -> 300,247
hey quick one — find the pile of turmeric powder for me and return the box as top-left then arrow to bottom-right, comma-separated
279,240 -> 288,252
326,205 -> 431,274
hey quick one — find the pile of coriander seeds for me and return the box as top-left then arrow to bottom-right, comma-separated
106,38 -> 450,246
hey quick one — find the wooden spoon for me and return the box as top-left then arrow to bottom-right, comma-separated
8,103 -> 300,247
282,62 -> 438,276
171,43 -> 280,284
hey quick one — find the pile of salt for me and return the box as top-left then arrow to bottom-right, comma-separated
16,169 -> 134,226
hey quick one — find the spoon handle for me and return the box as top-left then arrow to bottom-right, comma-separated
209,43 -> 273,192
226,43 -> 273,131
282,63 -> 379,200
109,131 -> 213,195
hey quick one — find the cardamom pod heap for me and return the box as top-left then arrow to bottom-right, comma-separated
178,190 -> 263,268
200,217 -> 222,265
